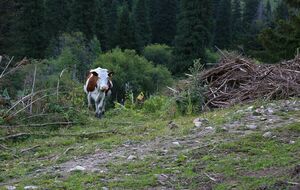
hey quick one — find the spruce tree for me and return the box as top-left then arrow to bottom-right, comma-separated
232,0 -> 243,46
13,0 -> 46,58
93,0 -> 108,50
103,0 -> 118,49
114,3 -> 137,50
151,0 -> 178,45
68,1 -> 95,39
214,0 -> 232,49
174,0 -> 213,74
133,0 -> 151,51
44,0 -> 69,41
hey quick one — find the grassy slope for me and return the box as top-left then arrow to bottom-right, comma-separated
0,99 -> 299,190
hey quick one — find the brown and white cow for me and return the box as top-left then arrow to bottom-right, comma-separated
84,67 -> 113,118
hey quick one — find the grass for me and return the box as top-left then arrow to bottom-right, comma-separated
0,99 -> 300,189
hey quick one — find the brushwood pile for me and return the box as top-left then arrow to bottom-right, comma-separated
197,55 -> 300,108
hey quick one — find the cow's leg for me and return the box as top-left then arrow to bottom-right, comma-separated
96,93 -> 106,118
87,93 -> 93,110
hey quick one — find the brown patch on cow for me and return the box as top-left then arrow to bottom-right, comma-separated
86,72 -> 99,92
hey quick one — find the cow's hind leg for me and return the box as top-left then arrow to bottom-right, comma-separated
87,93 -> 93,110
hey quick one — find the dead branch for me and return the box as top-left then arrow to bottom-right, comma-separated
20,145 -> 40,153
29,65 -> 37,114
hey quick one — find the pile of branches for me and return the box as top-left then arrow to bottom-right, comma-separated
199,54 -> 300,108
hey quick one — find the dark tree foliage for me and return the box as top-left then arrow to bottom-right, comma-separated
0,0 -> 16,54
68,1 -> 96,39
93,0 -> 108,50
231,0 -> 243,46
133,0 -> 151,51
103,0 -> 119,49
275,0 -> 290,21
13,0 -> 46,58
114,3 -> 138,50
149,0 -> 178,45
214,0 -> 232,49
44,0 -> 70,41
174,0 -> 213,74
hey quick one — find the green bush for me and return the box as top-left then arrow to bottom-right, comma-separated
93,48 -> 173,101
143,44 -> 173,69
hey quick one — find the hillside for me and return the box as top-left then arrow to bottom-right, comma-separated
1,99 -> 299,190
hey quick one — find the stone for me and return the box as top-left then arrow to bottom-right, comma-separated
102,187 -> 109,190
246,124 -> 258,130
69,166 -> 86,172
193,118 -> 209,127
127,155 -> 137,160
5,186 -> 16,190
263,132 -> 272,138
205,127 -> 214,131
246,106 -> 254,112
168,121 -> 179,129
172,142 -> 180,146
290,140 -> 296,144
24,186 -> 38,190
267,108 -> 274,114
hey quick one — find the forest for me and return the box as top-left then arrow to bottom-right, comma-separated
0,0 -> 300,189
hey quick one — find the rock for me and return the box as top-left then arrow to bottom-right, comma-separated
253,109 -> 264,116
155,174 -> 169,185
69,166 -> 86,172
205,127 -> 214,131
246,124 -> 258,130
263,132 -> 272,138
127,155 -> 137,160
168,121 -> 179,129
260,117 -> 268,121
267,108 -> 274,114
289,140 -> 296,144
5,186 -> 16,190
193,118 -> 209,127
172,142 -> 180,146
246,106 -> 254,112
24,186 -> 38,190
102,187 -> 109,190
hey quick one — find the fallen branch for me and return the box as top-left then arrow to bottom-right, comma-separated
20,145 -> 40,153
204,172 -> 217,182
0,133 -> 30,141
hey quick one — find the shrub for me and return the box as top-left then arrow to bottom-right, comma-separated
93,48 -> 173,101
143,44 -> 173,69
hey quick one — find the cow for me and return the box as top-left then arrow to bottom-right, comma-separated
84,67 -> 113,118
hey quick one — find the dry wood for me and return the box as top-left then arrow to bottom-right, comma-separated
195,54 -> 300,108
29,65 -> 37,114
20,145 -> 40,153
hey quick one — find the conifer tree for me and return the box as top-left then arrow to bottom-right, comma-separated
232,0 -> 243,45
114,3 -> 137,50
214,0 -> 232,49
150,0 -> 178,45
103,0 -> 118,49
174,0 -> 213,74
133,0 -> 151,51
93,0 -> 108,50
14,0 -> 46,58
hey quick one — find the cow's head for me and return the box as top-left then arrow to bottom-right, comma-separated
90,67 -> 114,92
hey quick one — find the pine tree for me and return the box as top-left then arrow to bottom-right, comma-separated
114,3 -> 137,50
232,0 -> 243,46
150,0 -> 178,45
44,0 -> 69,41
103,0 -> 118,49
174,0 -> 213,74
13,0 -> 46,58
133,0 -> 151,51
274,0 -> 289,21
214,0 -> 232,49
93,0 -> 108,50
68,1 -> 95,39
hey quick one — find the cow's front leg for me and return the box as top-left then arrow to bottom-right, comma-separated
87,93 -> 93,110
96,93 -> 106,119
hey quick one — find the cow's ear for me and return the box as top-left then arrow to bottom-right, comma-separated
108,71 -> 114,77
91,71 -> 98,76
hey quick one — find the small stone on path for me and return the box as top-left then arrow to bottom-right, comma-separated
69,166 -> 86,172
24,186 -> 38,190
5,186 -> 16,190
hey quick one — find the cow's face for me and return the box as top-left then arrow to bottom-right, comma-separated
90,68 -> 113,92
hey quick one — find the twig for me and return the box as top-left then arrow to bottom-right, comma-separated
57,68 -> 67,101
0,56 -> 14,78
63,147 -> 75,155
0,122 -> 75,128
0,144 -> 13,151
20,145 -> 40,153
30,65 -> 37,114
204,172 -> 217,182
0,133 -> 30,141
